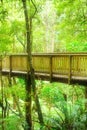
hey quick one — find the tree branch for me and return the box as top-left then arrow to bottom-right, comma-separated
7,101 -> 22,117
15,34 -> 25,48
29,0 -> 37,18
0,0 -> 3,3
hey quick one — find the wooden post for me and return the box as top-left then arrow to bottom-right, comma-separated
68,55 -> 72,84
25,75 -> 32,130
9,55 -> 12,85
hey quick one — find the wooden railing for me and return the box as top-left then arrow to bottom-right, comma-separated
0,53 -> 87,84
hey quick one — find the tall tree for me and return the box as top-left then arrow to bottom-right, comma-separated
22,0 -> 44,129
41,0 -> 56,52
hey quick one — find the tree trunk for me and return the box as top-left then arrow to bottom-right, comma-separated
22,0 -> 44,129
0,57 -> 5,130
25,76 -> 32,130
85,86 -> 87,110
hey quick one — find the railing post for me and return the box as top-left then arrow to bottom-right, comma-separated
68,55 -> 72,84
9,55 -> 12,85
50,56 -> 52,82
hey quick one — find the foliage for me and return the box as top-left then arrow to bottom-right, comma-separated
0,4 -> 8,22
54,102 -> 86,130
0,0 -> 87,53
0,22 -> 12,53
40,82 -> 64,105
5,115 -> 23,130
38,82 -> 86,129
53,0 -> 87,52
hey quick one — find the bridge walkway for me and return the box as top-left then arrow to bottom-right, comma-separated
0,53 -> 87,85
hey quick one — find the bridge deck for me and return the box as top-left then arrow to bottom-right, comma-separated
0,53 -> 87,85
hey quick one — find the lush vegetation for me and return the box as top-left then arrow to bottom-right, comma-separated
0,0 -> 87,130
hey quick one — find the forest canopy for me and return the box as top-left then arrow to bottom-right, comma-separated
0,0 -> 87,53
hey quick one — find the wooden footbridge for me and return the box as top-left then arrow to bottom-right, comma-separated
0,53 -> 87,85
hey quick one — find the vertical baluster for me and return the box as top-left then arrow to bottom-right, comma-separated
80,56 -> 82,75
65,56 -> 68,74
57,56 -> 58,73
63,56 -> 65,74
75,56 -> 77,76
82,56 -> 84,76
72,56 -> 75,76
62,56 -> 64,74
71,56 -> 73,75
83,56 -> 85,76
50,56 -> 52,82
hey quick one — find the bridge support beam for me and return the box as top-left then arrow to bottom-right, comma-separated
25,76 -> 32,130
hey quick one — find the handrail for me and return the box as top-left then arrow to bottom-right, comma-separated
1,52 -> 87,56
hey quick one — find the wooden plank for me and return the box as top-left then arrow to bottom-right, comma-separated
32,56 -> 50,73
52,55 -> 69,75
2,56 -> 10,71
11,55 -> 27,71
